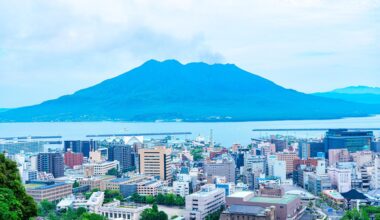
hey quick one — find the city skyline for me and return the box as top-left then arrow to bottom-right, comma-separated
1,0 -> 380,107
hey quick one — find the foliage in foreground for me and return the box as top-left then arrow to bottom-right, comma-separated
342,206 -> 380,220
0,153 -> 38,220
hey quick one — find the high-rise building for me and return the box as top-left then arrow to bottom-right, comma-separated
184,184 -> 225,220
37,152 -> 64,178
204,158 -> 236,183
138,146 -> 172,182
324,129 -> 374,154
298,141 -> 310,160
273,160 -> 286,182
64,140 -> 97,158
64,150 -> 84,168
309,141 -> 325,158
108,144 -> 134,171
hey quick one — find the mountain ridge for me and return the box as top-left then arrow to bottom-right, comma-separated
1,60 -> 379,122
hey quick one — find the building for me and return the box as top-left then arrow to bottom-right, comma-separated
309,141 -> 325,158
220,204 -> 275,220
64,140 -> 97,158
276,152 -> 298,175
0,141 -> 45,155
307,174 -> 332,195
204,158 -> 236,183
328,167 -> 351,193
25,182 -> 72,202
372,155 -> 380,189
83,160 -> 120,177
136,179 -> 163,196
351,150 -> 372,167
96,200 -> 149,220
322,190 -> 345,205
226,188 -> 304,220
184,184 -> 226,220
138,146 -> 172,182
328,149 -> 350,166
64,150 -> 84,168
173,181 -> 190,197
108,144 -> 134,171
324,129 -> 374,153
272,160 -> 286,183
78,175 -> 116,191
298,141 -> 310,160
37,152 -> 64,178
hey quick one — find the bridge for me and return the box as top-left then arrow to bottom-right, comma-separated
252,128 -> 380,132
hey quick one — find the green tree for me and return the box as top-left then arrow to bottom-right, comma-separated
104,189 -> 123,203
146,195 -> 156,204
0,154 -> 38,219
73,180 -> 80,188
38,199 -> 56,216
156,193 -> 165,204
106,168 -> 119,176
0,188 -> 23,220
164,194 -> 175,206
140,203 -> 168,220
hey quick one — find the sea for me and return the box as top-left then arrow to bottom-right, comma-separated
1,115 -> 380,146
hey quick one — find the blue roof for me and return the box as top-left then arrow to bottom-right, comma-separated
34,182 -> 68,190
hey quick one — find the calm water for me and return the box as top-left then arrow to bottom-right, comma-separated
1,115 -> 380,146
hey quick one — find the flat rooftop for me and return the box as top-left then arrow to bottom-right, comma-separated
229,191 -> 253,198
249,194 -> 299,205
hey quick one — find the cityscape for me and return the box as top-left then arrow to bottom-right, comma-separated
1,1 -> 380,220
1,128 -> 380,219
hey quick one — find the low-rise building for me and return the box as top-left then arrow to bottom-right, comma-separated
25,182 -> 72,202
83,160 -> 120,177
96,201 -> 149,220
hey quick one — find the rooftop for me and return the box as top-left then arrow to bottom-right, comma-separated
249,194 -> 299,205
26,182 -> 68,190
110,177 -> 130,183
228,205 -> 266,215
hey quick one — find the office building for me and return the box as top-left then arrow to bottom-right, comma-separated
64,150 -> 84,168
273,160 -> 286,183
309,141 -> 325,158
307,174 -> 332,195
64,140 -> 97,158
204,158 -> 236,183
173,181 -> 190,197
328,149 -> 350,166
298,141 -> 310,160
138,146 -> 172,182
108,144 -> 134,171
184,184 -> 225,220
328,167 -> 351,193
276,152 -> 298,174
25,182 -> 72,202
37,152 -> 64,178
324,129 -> 374,153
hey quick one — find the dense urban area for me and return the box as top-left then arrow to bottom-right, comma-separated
2,128 -> 380,220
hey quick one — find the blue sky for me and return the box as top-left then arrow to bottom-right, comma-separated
1,0 -> 380,108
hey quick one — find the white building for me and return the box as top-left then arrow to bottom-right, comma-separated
97,201 -> 149,220
316,159 -> 326,175
328,167 -> 352,193
273,160 -> 286,183
184,184 -> 225,220
173,181 -> 190,197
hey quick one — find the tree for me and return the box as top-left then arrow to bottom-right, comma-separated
140,203 -> 168,220
146,195 -> 156,204
0,188 -> 23,220
38,199 -> 56,216
104,189 -> 123,203
106,168 -> 119,176
164,194 -> 175,206
0,154 -> 38,219
73,180 -> 80,188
